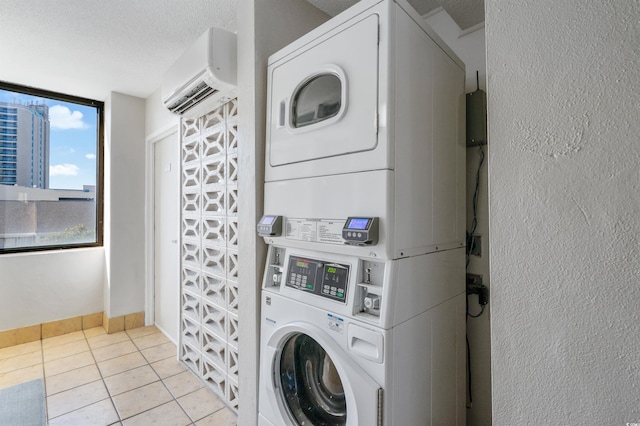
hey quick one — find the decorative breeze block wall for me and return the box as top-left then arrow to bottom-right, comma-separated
180,100 -> 239,411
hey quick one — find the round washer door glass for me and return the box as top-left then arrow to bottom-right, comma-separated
278,333 -> 347,425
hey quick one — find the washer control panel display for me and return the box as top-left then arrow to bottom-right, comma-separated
286,256 -> 349,303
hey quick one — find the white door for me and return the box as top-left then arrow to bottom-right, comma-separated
154,132 -> 180,342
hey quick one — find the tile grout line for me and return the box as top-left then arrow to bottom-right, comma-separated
137,332 -> 234,424
174,363 -> 231,424
129,330 -> 198,425
0,343 -> 43,377
38,339 -> 50,422
84,328 -> 125,425
36,327 -> 228,425
45,330 -> 118,424
97,328 -> 195,424
43,330 -> 139,423
114,331 -> 170,423
41,336 -> 95,421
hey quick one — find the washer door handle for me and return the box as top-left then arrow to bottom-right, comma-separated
348,323 -> 384,363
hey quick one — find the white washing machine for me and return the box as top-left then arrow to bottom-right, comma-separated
258,245 -> 466,425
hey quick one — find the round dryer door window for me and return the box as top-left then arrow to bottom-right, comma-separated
278,333 -> 347,425
291,74 -> 342,128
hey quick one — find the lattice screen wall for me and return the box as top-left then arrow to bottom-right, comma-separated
180,99 -> 239,411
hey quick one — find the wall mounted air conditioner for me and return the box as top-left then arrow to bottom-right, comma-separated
162,27 -> 237,117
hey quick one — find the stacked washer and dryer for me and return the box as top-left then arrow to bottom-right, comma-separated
257,0 -> 466,424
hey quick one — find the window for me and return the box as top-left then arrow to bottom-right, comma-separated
0,81 -> 104,253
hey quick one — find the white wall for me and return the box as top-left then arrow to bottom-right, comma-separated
145,88 -> 179,137
0,248 -> 104,330
144,87 -> 180,330
1,22 -> 184,336
425,11 -> 486,92
1,92 -> 149,332
424,10 -> 491,426
236,1 -> 329,424
486,1 -> 640,424
104,92 -> 147,318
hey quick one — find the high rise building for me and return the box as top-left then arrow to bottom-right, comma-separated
0,101 -> 50,188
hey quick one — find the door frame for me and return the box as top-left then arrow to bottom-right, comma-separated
145,122 -> 180,334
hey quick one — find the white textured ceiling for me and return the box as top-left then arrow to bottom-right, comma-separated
0,0 -> 237,101
0,0 -> 482,102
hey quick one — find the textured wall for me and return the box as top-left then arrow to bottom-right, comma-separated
486,1 -> 640,424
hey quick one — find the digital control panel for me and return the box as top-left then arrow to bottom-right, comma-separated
286,255 -> 349,303
342,217 -> 379,245
257,215 -> 283,237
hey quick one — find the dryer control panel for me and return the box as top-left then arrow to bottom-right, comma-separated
342,217 -> 378,245
286,255 -> 349,303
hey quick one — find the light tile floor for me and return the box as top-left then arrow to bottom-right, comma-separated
0,326 -> 237,425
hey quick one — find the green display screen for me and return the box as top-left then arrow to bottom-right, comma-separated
327,266 -> 337,274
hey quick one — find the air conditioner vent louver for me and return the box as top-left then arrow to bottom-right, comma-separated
167,82 -> 219,114
161,27 -> 237,117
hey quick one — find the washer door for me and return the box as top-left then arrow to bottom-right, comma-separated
262,322 -> 381,426
279,333 -> 347,425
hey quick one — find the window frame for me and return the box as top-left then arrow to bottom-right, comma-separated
0,80 -> 104,254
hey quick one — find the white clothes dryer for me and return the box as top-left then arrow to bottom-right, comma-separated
265,0 -> 464,183
263,0 -> 467,261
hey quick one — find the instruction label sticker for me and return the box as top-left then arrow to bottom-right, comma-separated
286,218 -> 316,241
317,220 -> 344,244
327,313 -> 344,333
285,218 -> 346,245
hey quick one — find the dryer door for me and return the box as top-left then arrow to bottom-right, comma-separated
263,323 -> 381,426
267,13 -> 379,167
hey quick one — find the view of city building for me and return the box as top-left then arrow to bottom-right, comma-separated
0,185 -> 96,249
0,101 -> 50,188
0,89 -> 100,251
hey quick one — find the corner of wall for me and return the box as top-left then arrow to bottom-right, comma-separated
145,88 -> 179,138
236,1 -> 330,424
104,92 -> 147,319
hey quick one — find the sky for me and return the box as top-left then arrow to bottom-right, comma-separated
0,88 -> 98,190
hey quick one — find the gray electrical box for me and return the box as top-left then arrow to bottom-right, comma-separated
466,89 -> 487,147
